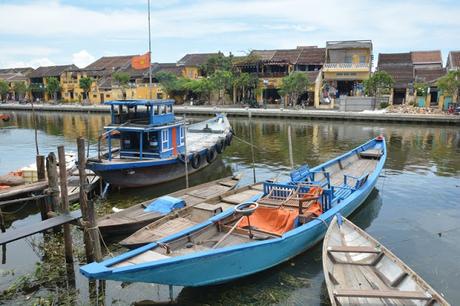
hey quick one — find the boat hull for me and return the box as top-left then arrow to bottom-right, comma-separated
91,156 -> 217,188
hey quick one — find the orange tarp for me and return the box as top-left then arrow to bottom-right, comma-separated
131,52 -> 151,70
238,206 -> 299,236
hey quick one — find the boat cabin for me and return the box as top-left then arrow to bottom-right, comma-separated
104,100 -> 185,160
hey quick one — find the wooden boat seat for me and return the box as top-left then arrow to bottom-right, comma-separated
359,148 -> 383,159
111,250 -> 170,268
333,288 -> 431,300
327,245 -> 381,254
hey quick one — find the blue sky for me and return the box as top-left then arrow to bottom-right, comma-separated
1,0 -> 459,68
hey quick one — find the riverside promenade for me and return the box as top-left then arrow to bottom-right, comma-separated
1,103 -> 459,125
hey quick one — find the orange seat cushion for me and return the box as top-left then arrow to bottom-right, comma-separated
238,206 -> 299,236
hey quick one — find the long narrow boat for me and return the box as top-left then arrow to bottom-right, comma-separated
323,216 -> 450,305
86,99 -> 233,188
119,182 -> 264,248
97,175 -> 241,237
81,137 -> 386,286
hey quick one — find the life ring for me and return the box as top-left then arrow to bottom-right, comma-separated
216,139 -> 226,154
206,147 -> 217,163
191,153 -> 202,169
225,133 -> 233,146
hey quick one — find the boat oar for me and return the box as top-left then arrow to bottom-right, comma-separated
212,216 -> 244,249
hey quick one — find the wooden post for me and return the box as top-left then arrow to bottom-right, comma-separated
248,111 -> 256,184
58,145 -> 74,264
36,155 -> 48,221
78,137 -> 102,262
0,208 -> 5,233
46,152 -> 60,213
288,125 -> 294,169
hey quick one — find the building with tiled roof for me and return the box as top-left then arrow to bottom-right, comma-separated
411,50 -> 443,69
446,51 -> 460,70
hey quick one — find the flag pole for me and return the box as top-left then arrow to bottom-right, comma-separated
148,0 -> 153,100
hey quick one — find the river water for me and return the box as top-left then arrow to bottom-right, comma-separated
0,111 -> 459,305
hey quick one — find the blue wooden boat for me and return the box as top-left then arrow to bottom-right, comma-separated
86,99 -> 233,187
80,137 -> 386,286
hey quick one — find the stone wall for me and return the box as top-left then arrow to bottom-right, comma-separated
338,96 -> 378,111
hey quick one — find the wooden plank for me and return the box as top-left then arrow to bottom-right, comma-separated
334,288 -> 431,300
186,184 -> 230,199
328,245 -> 381,254
0,210 -> 82,245
221,189 -> 261,204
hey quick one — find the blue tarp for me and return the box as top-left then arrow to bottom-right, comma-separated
143,196 -> 185,215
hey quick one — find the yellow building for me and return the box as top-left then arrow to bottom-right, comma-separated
316,40 -> 373,108
0,67 -> 33,101
28,64 -> 78,102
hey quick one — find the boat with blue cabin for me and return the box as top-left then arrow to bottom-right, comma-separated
81,137 -> 386,286
86,99 -> 233,188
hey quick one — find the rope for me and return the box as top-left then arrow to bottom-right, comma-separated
96,226 -> 114,258
0,201 -> 30,215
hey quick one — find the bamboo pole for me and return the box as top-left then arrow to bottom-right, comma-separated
248,111 -> 256,184
184,113 -> 189,189
58,145 -> 74,264
77,137 -> 102,262
288,125 -> 294,169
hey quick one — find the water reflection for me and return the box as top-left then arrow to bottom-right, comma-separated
1,111 -> 460,305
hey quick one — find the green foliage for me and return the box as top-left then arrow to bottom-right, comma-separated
0,80 -> 9,100
210,70 -> 233,92
364,71 -> 394,96
13,81 -> 27,98
79,76 -> 93,93
233,52 -> 262,66
233,72 -> 258,102
279,72 -> 309,105
200,51 -> 233,76
112,72 -> 130,88
437,70 -> 460,98
29,83 -> 45,93
184,78 -> 214,101
155,71 -> 188,97
380,102 -> 389,109
45,77 -> 60,100
414,82 -> 429,97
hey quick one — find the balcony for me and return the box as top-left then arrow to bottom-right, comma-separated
323,63 -> 370,72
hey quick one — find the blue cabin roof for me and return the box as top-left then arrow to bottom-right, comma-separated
106,99 -> 177,126
104,99 -> 175,107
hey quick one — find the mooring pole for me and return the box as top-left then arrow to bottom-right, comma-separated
288,125 -> 294,169
248,111 -> 256,184
77,137 -> 102,262
183,113 -> 189,189
36,155 -> 48,221
58,146 -> 74,264
46,152 -> 60,213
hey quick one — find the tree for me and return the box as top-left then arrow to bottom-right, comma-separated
184,78 -> 214,103
13,81 -> 27,101
79,76 -> 93,103
414,81 -> 429,97
279,72 -> 310,106
200,52 -> 233,76
156,71 -> 188,99
45,77 -> 61,102
437,70 -> 460,102
364,71 -> 394,97
210,70 -> 233,104
233,72 -> 258,103
0,80 -> 9,102
112,72 -> 130,99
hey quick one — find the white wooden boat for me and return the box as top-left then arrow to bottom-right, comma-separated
323,216 -> 450,306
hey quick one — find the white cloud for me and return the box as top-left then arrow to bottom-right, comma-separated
1,58 -> 55,69
72,50 -> 95,68
0,0 -> 459,67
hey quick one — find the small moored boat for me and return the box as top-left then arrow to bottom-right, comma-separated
80,137 -> 386,286
119,182 -> 264,248
86,99 -> 233,188
97,175 -> 241,237
323,215 -> 450,306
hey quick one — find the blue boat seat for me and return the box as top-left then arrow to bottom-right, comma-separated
344,173 -> 369,190
290,165 -> 310,183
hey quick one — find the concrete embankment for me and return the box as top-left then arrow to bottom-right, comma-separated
1,103 -> 459,125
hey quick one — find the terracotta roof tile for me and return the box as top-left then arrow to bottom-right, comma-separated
414,68 -> 446,84
448,51 -> 460,69
378,53 -> 412,65
177,53 -> 218,66
297,48 -> 325,65
378,64 -> 414,88
411,50 -> 442,64
29,64 -> 79,78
